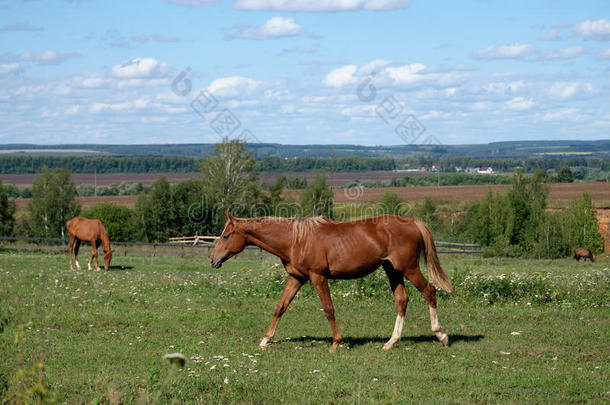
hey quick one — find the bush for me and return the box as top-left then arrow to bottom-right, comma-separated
82,203 -> 137,242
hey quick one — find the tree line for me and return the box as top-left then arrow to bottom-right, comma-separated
0,139 -> 604,259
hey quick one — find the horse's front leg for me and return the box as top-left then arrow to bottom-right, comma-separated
68,235 -> 75,270
88,239 -> 98,271
260,275 -> 305,350
310,273 -> 342,353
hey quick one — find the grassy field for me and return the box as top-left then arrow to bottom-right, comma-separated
0,251 -> 608,404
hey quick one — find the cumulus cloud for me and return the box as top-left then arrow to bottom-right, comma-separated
548,82 -> 596,100
573,19 -> 610,40
471,43 -> 536,59
505,97 -> 533,110
322,65 -> 358,87
232,0 -> 410,12
112,57 -> 168,78
228,17 -> 303,40
208,76 -> 262,97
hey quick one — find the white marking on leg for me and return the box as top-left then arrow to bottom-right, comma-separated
429,306 -> 448,345
383,315 -> 404,350
88,262 -> 92,271
75,260 -> 81,270
259,337 -> 270,349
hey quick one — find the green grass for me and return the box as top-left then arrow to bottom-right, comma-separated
0,251 -> 608,404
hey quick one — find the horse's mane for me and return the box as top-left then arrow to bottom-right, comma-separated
292,216 -> 335,242
233,215 -> 335,243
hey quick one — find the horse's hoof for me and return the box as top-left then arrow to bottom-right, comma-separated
437,333 -> 449,346
329,343 -> 339,353
259,345 -> 268,351
382,343 -> 393,351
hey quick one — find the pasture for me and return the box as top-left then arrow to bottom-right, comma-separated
0,251 -> 608,404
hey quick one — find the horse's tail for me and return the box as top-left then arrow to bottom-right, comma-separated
413,219 -> 453,292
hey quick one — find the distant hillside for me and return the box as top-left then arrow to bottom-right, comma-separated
1,140 -> 609,159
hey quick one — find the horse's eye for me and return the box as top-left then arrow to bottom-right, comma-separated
223,234 -> 230,240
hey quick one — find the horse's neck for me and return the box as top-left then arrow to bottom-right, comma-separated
100,230 -> 111,251
241,220 -> 292,262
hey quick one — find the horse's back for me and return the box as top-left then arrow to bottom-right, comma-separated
67,216 -> 104,239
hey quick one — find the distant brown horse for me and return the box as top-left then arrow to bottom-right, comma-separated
574,248 -> 594,262
210,212 -> 452,353
67,217 -> 113,271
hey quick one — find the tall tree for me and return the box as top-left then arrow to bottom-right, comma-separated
0,180 -> 16,236
200,138 -> 261,230
132,176 -> 176,242
28,168 -> 80,238
300,176 -> 334,218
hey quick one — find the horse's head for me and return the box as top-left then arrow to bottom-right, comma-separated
103,250 -> 114,270
210,211 -> 247,269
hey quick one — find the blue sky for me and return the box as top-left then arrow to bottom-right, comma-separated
0,0 -> 608,145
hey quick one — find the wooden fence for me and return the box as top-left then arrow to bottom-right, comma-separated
0,236 -> 481,257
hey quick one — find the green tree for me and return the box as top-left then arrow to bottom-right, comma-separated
379,191 -> 409,216
557,166 -> 574,183
133,176 -> 176,242
200,138 -> 262,231
82,203 -> 136,242
28,168 -> 80,238
0,180 -> 16,236
300,176 -> 334,218
565,192 -> 604,254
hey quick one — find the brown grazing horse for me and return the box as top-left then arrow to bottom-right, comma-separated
574,248 -> 594,262
67,217 -> 113,271
210,212 -> 452,353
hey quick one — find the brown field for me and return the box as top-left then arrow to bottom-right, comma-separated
1,171 -> 423,188
11,181 -> 610,210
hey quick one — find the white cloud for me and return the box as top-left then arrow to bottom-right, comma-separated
357,58 -> 391,75
471,43 -> 535,59
20,50 -> 79,65
89,97 -> 151,113
537,46 -> 586,60
0,63 -> 20,74
384,63 -> 426,84
232,0 -> 410,12
506,97 -> 533,110
208,76 -> 262,97
548,82 -> 596,100
541,108 -> 580,121
229,17 -> 303,40
322,65 -> 357,87
112,57 -> 168,78
573,19 -> 610,40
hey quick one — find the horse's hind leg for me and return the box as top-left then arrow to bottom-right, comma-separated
404,266 -> 449,346
74,239 -> 82,270
260,275 -> 305,350
382,262 -> 408,350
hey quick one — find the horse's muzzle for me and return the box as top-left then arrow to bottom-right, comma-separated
210,258 -> 223,269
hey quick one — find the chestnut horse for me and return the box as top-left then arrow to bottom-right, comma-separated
67,217 -> 113,271
574,248 -> 594,262
210,212 -> 452,353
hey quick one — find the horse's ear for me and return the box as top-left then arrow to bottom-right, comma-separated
225,210 -> 234,222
